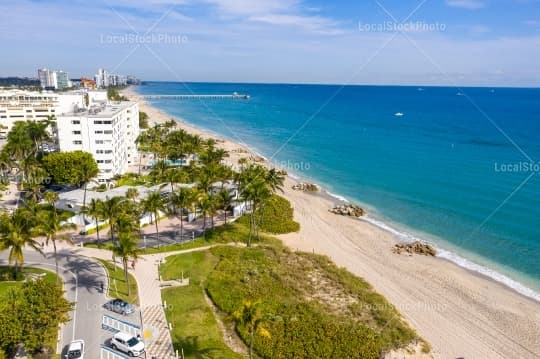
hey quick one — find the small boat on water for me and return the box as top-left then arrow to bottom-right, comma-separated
394,112 -> 404,117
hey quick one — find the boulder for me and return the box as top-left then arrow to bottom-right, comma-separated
329,204 -> 365,217
392,241 -> 436,256
292,182 -> 321,192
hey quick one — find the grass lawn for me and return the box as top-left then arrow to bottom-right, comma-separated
160,251 -> 243,359
0,266 -> 57,300
97,259 -> 139,305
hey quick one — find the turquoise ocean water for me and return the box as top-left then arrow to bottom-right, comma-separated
137,82 -> 540,300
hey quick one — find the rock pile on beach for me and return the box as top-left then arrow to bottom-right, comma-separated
292,182 -> 320,192
392,241 -> 436,256
329,204 -> 365,217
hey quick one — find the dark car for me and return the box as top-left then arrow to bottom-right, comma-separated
104,299 -> 134,315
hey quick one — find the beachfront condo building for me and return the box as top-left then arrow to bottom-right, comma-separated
37,68 -> 71,89
56,101 -> 139,182
0,89 -> 85,138
95,68 -> 128,88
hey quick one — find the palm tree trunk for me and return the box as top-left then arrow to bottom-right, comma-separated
110,225 -> 116,246
154,212 -> 160,243
180,208 -> 184,240
124,259 -> 130,296
53,238 -> 59,283
95,216 -> 101,248
83,183 -> 88,214
170,183 -> 176,214
248,211 -> 254,247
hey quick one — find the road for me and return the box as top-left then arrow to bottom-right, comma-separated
0,248 -> 143,358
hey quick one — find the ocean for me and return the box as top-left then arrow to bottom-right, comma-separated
136,82 -> 540,300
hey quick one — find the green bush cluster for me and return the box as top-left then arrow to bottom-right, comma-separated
0,279 -> 72,356
205,245 -> 421,359
238,195 -> 299,234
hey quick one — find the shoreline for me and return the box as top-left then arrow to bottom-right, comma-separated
124,85 -> 540,358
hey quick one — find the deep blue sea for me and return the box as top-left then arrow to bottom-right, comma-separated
137,82 -> 540,299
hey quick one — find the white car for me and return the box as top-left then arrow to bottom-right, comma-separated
110,332 -> 145,357
65,339 -> 84,359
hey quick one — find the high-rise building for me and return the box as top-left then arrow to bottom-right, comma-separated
95,68 -> 109,88
54,71 -> 70,89
37,68 -> 71,89
38,68 -> 51,88
94,69 -> 128,88
56,101 -> 139,182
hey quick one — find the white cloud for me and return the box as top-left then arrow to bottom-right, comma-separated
249,14 -> 344,35
201,0 -> 343,34
202,0 -> 300,16
446,0 -> 485,10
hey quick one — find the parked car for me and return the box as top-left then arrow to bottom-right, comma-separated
110,332 -> 145,357
104,298 -> 135,315
65,339 -> 84,359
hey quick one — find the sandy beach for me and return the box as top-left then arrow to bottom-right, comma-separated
124,86 -> 540,358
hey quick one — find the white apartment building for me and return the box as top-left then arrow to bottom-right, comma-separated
56,101 -> 139,182
0,89 -> 85,138
95,68 -> 109,88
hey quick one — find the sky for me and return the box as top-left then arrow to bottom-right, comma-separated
1,0 -> 540,86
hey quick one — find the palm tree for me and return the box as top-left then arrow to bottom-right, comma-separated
0,150 -> 13,179
150,160 -> 169,184
0,209 -> 43,277
171,187 -> 194,239
101,196 -> 124,245
82,198 -> 105,247
112,230 -> 140,296
218,189 -> 234,224
265,168 -> 285,193
26,120 -> 51,154
233,301 -> 270,359
22,180 -> 43,202
142,192 -> 167,243
242,178 -> 271,246
43,191 -> 59,210
125,188 -> 139,205
161,168 -> 188,213
196,193 -> 213,233
80,170 -> 99,213
35,209 -> 76,280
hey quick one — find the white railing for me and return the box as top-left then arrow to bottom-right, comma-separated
101,314 -> 141,337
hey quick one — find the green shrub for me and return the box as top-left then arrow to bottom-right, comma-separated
205,245 -> 422,359
238,195 -> 300,234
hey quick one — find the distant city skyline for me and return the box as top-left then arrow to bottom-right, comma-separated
1,0 -> 540,87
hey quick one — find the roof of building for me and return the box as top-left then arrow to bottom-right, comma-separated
57,182 -> 195,208
60,101 -> 137,118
